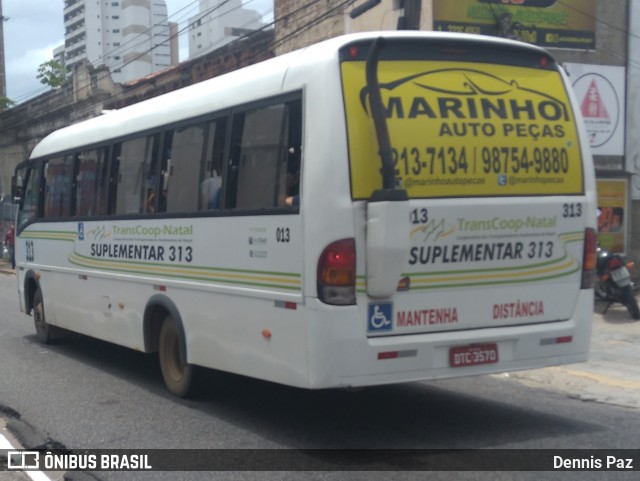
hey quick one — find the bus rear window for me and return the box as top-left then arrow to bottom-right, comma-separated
340,42 -> 584,199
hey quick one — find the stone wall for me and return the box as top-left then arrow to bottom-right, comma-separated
274,0 -> 348,55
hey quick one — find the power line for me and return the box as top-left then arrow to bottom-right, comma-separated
73,0 -> 274,94
71,0 -> 208,82
70,0 -> 344,119
1,1 -> 277,128
83,0 -> 201,71
556,0 -> 635,39
186,4 -> 275,59
55,0 -> 354,123
13,0 -> 636,134
11,0 -> 206,104
78,1 -> 271,107
9,0 -> 247,104
10,0 -> 640,105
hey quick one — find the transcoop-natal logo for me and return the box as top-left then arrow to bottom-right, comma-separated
78,222 -> 115,241
457,215 -> 557,233
78,223 -> 193,241
409,215 -> 557,243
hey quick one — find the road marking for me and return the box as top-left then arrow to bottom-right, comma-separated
0,433 -> 53,481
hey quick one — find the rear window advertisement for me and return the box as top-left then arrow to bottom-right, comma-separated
341,60 -> 584,199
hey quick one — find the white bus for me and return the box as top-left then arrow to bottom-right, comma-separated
13,31 -> 597,397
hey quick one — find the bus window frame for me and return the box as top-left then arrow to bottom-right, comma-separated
16,91 -> 304,226
16,160 -> 45,233
225,95 -> 303,211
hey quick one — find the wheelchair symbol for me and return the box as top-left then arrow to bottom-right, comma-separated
368,303 -> 393,332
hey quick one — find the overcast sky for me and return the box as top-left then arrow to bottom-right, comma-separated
3,0 -> 274,104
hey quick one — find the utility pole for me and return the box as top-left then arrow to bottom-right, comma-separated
401,0 -> 422,30
0,0 -> 7,99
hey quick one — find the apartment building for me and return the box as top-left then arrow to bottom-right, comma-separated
63,0 -> 177,83
188,0 -> 266,59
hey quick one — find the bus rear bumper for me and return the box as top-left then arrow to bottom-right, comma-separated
306,291 -> 594,389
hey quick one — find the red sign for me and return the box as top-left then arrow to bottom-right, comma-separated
581,79 -> 610,119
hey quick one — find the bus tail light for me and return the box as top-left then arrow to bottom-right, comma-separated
317,238 -> 356,305
581,228 -> 597,289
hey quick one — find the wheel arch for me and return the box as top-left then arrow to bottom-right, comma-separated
143,294 -> 187,362
23,270 -> 41,315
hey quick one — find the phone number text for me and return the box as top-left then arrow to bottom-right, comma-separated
392,146 -> 572,178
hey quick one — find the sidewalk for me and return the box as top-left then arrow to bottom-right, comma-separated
0,259 -> 14,276
509,301 -> 640,409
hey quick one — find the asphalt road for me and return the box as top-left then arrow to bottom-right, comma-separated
0,267 -> 638,481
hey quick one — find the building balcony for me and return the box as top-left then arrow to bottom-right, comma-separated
63,0 -> 86,17
64,10 -> 85,27
65,24 -> 86,39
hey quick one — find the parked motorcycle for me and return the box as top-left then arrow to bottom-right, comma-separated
595,246 -> 640,319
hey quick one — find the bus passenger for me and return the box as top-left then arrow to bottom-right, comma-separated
201,173 -> 221,209
285,146 -> 300,207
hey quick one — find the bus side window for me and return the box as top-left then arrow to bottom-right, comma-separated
18,165 -> 43,228
143,135 -> 161,214
95,147 -> 111,216
227,99 -> 301,210
199,118 -> 227,211
108,143 -> 121,215
284,99 -> 302,208
164,124 -> 207,213
44,155 -> 75,218
75,147 -> 109,217
114,135 -> 159,215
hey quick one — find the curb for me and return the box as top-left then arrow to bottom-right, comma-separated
0,260 -> 15,275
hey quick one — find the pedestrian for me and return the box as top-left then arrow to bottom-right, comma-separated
5,224 -> 15,269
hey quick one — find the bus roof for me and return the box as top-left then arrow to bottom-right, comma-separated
29,31 -> 550,160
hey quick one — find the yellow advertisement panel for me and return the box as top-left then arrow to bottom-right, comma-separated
597,178 -> 627,253
341,60 -> 584,199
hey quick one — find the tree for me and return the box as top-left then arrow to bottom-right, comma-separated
37,60 -> 67,88
0,97 -> 15,109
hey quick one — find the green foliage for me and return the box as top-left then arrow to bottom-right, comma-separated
37,60 -> 67,88
0,96 -> 15,109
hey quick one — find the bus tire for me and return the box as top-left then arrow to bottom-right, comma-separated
158,314 -> 195,397
33,288 -> 59,344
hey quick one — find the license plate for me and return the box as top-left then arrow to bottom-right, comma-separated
611,267 -> 631,286
450,343 -> 499,368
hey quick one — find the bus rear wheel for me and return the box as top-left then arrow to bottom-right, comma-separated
33,288 -> 58,344
158,314 -> 195,397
